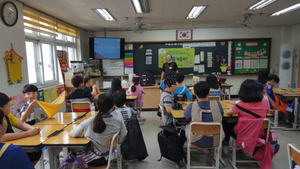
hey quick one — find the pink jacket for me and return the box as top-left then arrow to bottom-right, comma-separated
234,118 -> 274,169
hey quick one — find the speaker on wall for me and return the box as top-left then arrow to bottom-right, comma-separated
279,44 -> 293,88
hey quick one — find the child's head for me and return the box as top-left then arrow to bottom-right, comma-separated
72,75 -> 84,88
206,74 -> 219,89
84,77 -> 93,87
257,69 -> 269,84
93,93 -> 115,134
175,73 -> 185,84
164,74 -> 177,92
22,84 -> 38,102
238,79 -> 263,103
0,92 -> 10,116
113,90 -> 126,108
0,110 -> 7,138
267,74 -> 280,87
131,75 -> 140,92
109,77 -> 122,94
194,81 -> 210,99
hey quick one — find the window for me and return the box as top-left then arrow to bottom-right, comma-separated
25,41 -> 38,84
68,47 -> 76,64
41,43 -> 56,82
67,36 -> 76,43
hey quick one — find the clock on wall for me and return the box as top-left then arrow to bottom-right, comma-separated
1,1 -> 18,26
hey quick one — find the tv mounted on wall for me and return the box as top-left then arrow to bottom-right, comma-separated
89,37 -> 125,59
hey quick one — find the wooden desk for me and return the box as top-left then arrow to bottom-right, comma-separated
186,83 -> 233,99
181,101 -> 233,110
37,112 -> 86,125
73,112 -> 98,124
4,124 -> 64,148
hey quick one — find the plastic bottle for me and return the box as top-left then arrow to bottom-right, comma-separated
292,82 -> 296,89
91,103 -> 95,115
288,82 -> 292,91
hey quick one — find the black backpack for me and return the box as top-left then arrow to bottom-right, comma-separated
157,125 -> 186,163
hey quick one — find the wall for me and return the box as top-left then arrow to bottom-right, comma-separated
0,0 -> 28,97
95,26 -> 298,95
291,24 -> 300,86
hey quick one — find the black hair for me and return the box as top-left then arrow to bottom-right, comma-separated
22,84 -> 38,94
194,81 -> 210,98
108,77 -> 122,94
164,74 -> 176,87
113,90 -> 126,107
131,76 -> 140,92
257,69 -> 269,84
93,93 -> 114,134
0,110 -> 4,125
206,74 -> 220,89
267,74 -> 280,83
0,92 -> 9,108
257,82 -> 264,93
84,77 -> 91,85
238,79 -> 263,103
71,75 -> 83,88
175,73 -> 185,83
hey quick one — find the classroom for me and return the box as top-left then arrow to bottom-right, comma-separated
0,0 -> 300,169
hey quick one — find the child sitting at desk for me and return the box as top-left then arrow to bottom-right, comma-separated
264,74 -> 280,110
184,81 -> 224,148
108,77 -> 126,96
67,75 -> 96,110
83,77 -> 101,96
112,90 -> 137,126
0,92 -> 42,165
174,73 -> 193,101
70,93 -> 127,167
206,74 -> 224,98
0,109 -> 34,169
127,75 -> 145,119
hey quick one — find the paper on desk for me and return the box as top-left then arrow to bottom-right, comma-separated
194,55 -> 200,64
37,91 -> 65,118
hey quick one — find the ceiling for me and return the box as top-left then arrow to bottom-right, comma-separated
18,0 -> 300,31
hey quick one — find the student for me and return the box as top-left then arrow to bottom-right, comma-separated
67,75 -> 96,109
174,73 -> 193,101
184,81 -> 224,148
19,84 -> 48,125
108,77 -> 126,96
0,110 -> 34,169
70,93 -> 127,167
226,79 -> 272,169
159,75 -> 178,125
112,90 -> 137,126
205,74 -> 224,98
0,92 -> 42,164
257,69 -> 269,85
83,77 -> 101,96
264,74 -> 280,110
127,75 -> 145,119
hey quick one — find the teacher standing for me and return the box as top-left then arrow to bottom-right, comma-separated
161,54 -> 178,81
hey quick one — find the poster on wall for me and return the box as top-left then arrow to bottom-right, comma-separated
234,40 -> 270,74
9,94 -> 27,117
57,50 -> 69,82
3,44 -> 24,85
102,59 -> 124,76
158,48 -> 195,68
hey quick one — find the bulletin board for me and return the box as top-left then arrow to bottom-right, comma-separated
102,59 -> 124,76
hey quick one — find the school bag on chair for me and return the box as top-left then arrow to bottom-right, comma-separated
157,125 -> 186,164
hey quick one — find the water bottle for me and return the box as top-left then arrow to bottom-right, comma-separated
292,82 -> 296,89
288,82 -> 292,91
91,103 -> 95,115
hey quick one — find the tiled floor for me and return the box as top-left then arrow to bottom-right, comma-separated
36,111 -> 299,169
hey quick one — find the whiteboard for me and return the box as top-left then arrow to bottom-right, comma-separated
102,59 -> 124,76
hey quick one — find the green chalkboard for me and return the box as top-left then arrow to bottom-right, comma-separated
133,41 -> 234,76
234,39 -> 270,74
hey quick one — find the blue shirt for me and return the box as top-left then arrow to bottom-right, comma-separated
209,88 -> 224,97
160,81 -> 165,91
0,143 -> 34,169
173,86 -> 193,100
264,84 -> 275,109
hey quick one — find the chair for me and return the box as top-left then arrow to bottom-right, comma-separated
208,96 -> 221,101
230,118 -> 270,169
158,104 -> 166,125
287,142 -> 300,169
88,131 -> 121,169
71,101 -> 91,113
187,121 -> 223,169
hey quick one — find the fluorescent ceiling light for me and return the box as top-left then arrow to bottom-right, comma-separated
186,6 -> 207,19
247,0 -> 276,10
131,0 -> 150,13
92,9 -> 116,21
269,3 -> 300,16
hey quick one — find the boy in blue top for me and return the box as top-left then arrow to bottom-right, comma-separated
184,81 -> 224,148
264,74 -> 279,109
174,73 -> 193,101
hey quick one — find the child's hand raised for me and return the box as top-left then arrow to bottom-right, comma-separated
29,100 -> 37,109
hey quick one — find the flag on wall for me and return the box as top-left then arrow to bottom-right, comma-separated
176,30 -> 193,40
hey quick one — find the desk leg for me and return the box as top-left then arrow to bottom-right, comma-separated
134,100 -> 137,109
271,110 -> 285,130
228,88 -> 231,100
284,98 -> 299,131
63,147 -> 68,159
39,151 -> 44,169
48,147 -> 55,169
117,144 -> 122,169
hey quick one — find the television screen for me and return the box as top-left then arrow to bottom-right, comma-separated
89,37 -> 125,59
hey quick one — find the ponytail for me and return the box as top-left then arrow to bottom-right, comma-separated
93,113 -> 106,133
131,85 -> 137,92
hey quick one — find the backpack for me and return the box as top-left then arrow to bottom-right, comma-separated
157,125 -> 186,163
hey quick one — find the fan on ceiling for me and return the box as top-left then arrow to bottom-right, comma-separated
132,17 -> 150,34
238,13 -> 254,29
